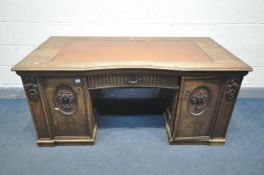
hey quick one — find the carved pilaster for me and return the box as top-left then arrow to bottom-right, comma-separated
226,77 -> 240,101
24,78 -> 39,101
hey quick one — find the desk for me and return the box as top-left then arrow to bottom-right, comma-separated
12,37 -> 252,146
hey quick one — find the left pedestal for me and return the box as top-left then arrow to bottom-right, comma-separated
21,76 -> 97,146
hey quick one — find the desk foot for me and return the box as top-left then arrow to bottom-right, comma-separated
37,125 -> 97,147
37,138 -> 96,147
168,138 -> 226,146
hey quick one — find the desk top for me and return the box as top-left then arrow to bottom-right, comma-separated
12,37 -> 252,72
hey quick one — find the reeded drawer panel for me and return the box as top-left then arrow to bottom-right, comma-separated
87,73 -> 179,89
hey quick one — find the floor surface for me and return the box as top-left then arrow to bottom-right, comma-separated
0,99 -> 263,175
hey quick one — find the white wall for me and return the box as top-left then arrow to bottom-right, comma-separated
1,0 -> 264,88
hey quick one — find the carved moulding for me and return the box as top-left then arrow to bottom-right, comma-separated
226,77 -> 240,101
24,78 -> 39,101
54,86 -> 78,116
188,87 -> 210,116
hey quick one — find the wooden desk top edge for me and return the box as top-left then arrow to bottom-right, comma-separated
12,36 -> 253,72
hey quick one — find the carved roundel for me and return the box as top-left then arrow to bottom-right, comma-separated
188,86 -> 210,116
55,86 -> 78,116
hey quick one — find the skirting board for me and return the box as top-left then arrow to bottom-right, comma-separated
0,87 -> 263,99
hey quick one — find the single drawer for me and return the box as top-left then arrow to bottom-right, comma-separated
87,72 -> 179,89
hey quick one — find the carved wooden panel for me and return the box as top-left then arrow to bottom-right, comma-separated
41,77 -> 94,137
173,77 -> 225,139
54,86 -> 78,116
188,87 -> 210,116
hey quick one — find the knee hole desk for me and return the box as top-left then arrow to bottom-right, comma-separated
12,37 -> 252,146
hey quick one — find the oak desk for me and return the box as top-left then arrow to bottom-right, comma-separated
12,37 -> 252,146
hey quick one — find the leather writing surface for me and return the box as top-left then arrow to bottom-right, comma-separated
53,40 -> 211,62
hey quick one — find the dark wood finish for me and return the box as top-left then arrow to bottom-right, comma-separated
12,37 -> 252,146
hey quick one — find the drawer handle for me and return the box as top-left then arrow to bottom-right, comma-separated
125,78 -> 141,84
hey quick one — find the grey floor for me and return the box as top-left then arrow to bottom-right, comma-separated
0,99 -> 263,175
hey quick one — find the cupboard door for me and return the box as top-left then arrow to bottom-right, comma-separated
42,77 -> 93,138
173,77 -> 225,140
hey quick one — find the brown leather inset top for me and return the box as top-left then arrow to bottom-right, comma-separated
53,40 -> 210,62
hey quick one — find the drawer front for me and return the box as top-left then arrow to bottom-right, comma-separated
41,77 -> 94,138
173,77 -> 225,140
87,73 -> 179,89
